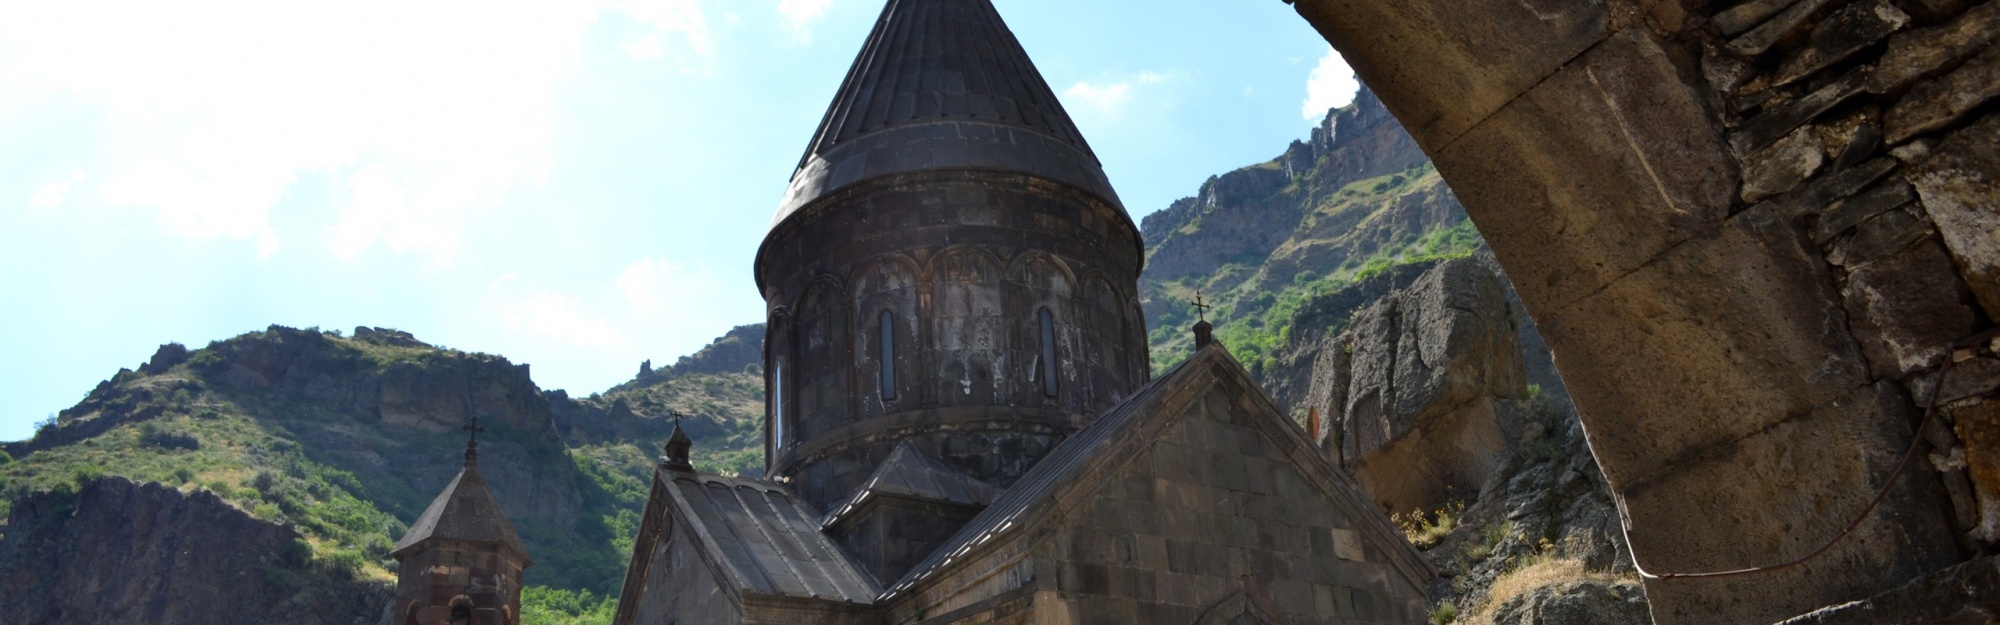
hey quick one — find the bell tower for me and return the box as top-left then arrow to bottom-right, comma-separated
389,418 -> 531,625
755,0 -> 1150,510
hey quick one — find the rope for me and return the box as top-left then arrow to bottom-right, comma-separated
1635,327 -> 1999,581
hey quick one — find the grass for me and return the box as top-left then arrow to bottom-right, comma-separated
1461,541 -> 1637,625
1467,520 -> 1510,562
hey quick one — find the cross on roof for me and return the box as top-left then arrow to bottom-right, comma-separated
1191,291 -> 1211,322
669,410 -> 686,428
462,416 -> 485,447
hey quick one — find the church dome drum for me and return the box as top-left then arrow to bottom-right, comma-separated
754,0 -> 1149,511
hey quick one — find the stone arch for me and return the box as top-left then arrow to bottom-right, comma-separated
791,277 -> 850,442
929,246 -> 1006,406
1006,252 -> 1078,409
1079,273 -> 1131,411
1283,1 -> 1990,622
850,255 -> 922,415
403,600 -> 421,625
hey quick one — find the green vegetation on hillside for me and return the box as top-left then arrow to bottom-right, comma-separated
1145,164 -> 1482,376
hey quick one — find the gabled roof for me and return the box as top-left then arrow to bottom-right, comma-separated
391,466 -> 531,563
665,472 -> 881,604
773,0 -> 1123,226
882,343 -> 1438,599
822,441 -> 1002,529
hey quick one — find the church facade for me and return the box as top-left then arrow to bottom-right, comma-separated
608,0 -> 1433,623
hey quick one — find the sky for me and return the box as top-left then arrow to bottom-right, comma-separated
0,0 -> 1360,442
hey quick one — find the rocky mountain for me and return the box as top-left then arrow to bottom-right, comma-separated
1136,90 -> 1645,623
0,324 -> 767,625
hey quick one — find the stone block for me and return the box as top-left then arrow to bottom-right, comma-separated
1711,0 -> 1804,36
1824,207 -> 1931,268
1886,44 -> 2000,142
1727,0 -> 1833,55
1906,356 -> 2000,406
1289,0 -> 1607,151
1436,28 -> 1735,317
1812,180 -> 1913,243
1950,400 -> 2000,543
1741,127 -> 1827,203
1868,1 -> 2000,95
1732,69 -> 1867,155
1541,202 -> 1868,487
1910,112 -> 2000,319
1773,0 -> 1909,86
1840,238 -> 1981,378
1623,382 -> 1959,625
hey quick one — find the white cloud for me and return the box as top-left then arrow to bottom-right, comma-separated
1063,71 -> 1173,114
0,0 -> 711,260
501,291 -> 628,349
28,170 -> 85,215
778,0 -> 834,39
1303,47 -> 1360,120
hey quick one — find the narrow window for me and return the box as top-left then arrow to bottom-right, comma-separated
771,362 -> 784,447
879,310 -> 897,400
1038,307 -> 1059,397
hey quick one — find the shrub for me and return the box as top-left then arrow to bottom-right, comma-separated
173,467 -> 197,484
1394,501 -> 1465,549
139,424 -> 201,451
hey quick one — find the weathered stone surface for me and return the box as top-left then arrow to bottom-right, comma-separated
1437,27 -> 1735,317
1774,0 -> 1909,86
1909,112 -> 2000,318
1488,579 -> 1650,625
1766,156 -> 1900,219
1841,238 -> 1981,378
1733,69 -> 1867,155
0,477 -> 391,625
1316,259 -> 1526,512
1886,45 -> 2000,142
1622,381 -> 1959,625
1742,127 -> 1827,202
1542,202 -> 1868,488
1907,356 -> 2000,406
1951,399 -> 2000,543
1712,0 -> 1803,36
1289,0 -> 1608,150
1825,207 -> 1931,268
138,341 -> 191,375
1867,1 -> 2000,95
1727,0 -> 1834,55
1773,556 -> 2000,625
1814,180 -> 1914,242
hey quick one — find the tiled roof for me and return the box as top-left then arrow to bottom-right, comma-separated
821,441 -> 1002,529
774,0 -> 1122,225
881,350 -> 1204,597
665,473 -> 881,604
391,466 -> 530,562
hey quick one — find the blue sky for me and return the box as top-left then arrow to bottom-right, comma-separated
0,0 -> 1358,442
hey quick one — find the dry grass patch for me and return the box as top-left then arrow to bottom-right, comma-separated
1464,556 -> 1634,625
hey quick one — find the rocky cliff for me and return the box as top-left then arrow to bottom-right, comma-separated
0,477 -> 391,625
0,323 -> 769,624
1136,92 -> 1644,623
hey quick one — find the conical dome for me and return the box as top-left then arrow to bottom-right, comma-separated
773,0 -> 1123,227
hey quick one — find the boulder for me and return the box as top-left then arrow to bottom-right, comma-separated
1488,579 -> 1651,625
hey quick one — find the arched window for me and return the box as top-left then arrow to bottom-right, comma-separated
771,361 -> 785,448
1038,307 -> 1059,397
879,310 -> 897,400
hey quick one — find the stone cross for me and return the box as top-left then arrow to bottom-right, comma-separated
1191,291 -> 1211,322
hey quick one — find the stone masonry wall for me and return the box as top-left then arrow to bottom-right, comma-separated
1287,0 -> 1999,622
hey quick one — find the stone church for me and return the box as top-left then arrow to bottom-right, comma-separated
589,0 -> 1436,623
